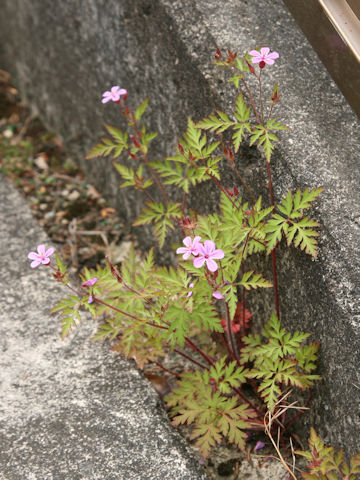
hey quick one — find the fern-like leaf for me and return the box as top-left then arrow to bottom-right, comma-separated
133,202 -> 182,248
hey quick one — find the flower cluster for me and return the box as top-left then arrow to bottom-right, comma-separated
177,236 -> 224,272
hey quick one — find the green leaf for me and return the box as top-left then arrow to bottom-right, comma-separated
133,202 -> 182,248
238,271 -> 272,290
55,253 -> 67,275
266,188 -> 323,257
197,111 -> 234,133
86,139 -> 115,159
250,119 -> 289,163
209,357 -> 249,394
134,98 -> 149,121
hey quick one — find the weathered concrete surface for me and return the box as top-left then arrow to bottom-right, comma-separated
0,175 -> 208,479
0,0 -> 359,455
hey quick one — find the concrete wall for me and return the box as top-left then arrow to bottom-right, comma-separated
0,0 -> 359,454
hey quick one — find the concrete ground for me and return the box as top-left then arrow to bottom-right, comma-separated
0,174 -> 208,479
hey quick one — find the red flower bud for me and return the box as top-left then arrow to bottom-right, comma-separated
259,60 -> 265,69
244,57 -> 256,74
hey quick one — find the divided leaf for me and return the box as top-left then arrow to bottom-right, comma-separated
133,202 -> 182,248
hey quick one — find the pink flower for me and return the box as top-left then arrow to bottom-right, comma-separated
176,236 -> 201,260
212,291 -> 224,300
88,295 -> 94,304
28,244 -> 55,268
193,240 -> 224,272
249,47 -> 279,68
102,86 -> 127,104
82,277 -> 98,287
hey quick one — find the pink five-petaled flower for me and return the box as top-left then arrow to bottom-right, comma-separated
176,236 -> 201,260
249,47 -> 279,68
101,86 -> 127,104
28,244 -> 55,268
193,240 -> 224,272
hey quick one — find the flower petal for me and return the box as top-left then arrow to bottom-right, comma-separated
37,244 -> 46,255
182,236 -> 192,247
28,252 -> 40,260
118,88 -> 127,96
268,51 -> 279,60
249,50 -> 261,57
211,249 -> 225,260
30,259 -> 41,268
111,86 -> 120,93
264,58 -> 275,65
45,247 -> 55,257
203,240 -> 216,253
193,256 -> 205,269
260,47 -> 270,56
206,258 -> 218,272
102,96 -> 111,104
42,257 -> 51,265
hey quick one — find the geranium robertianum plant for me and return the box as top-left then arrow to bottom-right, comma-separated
28,46 -> 360,478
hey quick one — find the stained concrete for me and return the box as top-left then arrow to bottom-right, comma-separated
0,175 -> 208,479
0,0 -> 358,456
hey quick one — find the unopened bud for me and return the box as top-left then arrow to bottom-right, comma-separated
245,58 -> 255,75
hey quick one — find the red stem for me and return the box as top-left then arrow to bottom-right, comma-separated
174,348 -> 208,370
154,361 -> 182,378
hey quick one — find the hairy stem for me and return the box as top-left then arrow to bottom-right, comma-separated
258,70 -> 264,125
174,348 -> 208,370
154,361 -> 182,378
241,77 -> 262,125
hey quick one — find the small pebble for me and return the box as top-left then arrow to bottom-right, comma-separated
68,190 -> 80,201
44,211 -> 56,220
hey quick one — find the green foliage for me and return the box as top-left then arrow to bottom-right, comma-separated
196,93 -> 251,153
113,162 -> 153,189
296,428 -> 360,479
166,363 -> 256,457
86,125 -> 129,159
266,187 -> 324,257
133,201 -> 182,247
250,118 -> 289,163
48,46 -> 333,462
237,270 -> 272,290
241,313 -> 321,411
50,295 -> 82,339
151,118 -> 222,193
